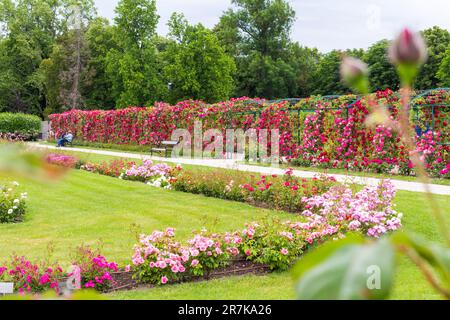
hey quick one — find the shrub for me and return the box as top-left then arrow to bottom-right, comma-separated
131,228 -> 190,285
0,181 -> 27,223
302,180 -> 402,238
171,168 -> 337,213
237,221 -> 306,271
0,246 -> 119,295
119,158 -> 172,185
45,153 -> 78,168
0,112 -> 41,140
71,246 -> 118,292
0,256 -> 63,294
81,159 -> 133,178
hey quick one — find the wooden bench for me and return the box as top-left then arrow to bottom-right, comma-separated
151,140 -> 180,157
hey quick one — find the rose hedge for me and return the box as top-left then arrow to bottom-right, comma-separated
49,90 -> 450,177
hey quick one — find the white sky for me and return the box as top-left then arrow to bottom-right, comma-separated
94,0 -> 450,52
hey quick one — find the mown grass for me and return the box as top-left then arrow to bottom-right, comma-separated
108,190 -> 450,300
0,170 -> 290,265
1,165 -> 448,300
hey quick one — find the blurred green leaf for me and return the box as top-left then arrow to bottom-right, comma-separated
392,232 -> 450,285
292,236 -> 395,300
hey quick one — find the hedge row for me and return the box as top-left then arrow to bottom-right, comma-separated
0,113 -> 41,140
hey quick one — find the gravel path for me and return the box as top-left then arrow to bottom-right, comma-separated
30,143 -> 450,196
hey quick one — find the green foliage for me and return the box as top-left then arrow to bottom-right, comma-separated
437,44 -> 450,86
364,40 -> 400,91
216,0 -> 300,99
417,26 -> 450,89
313,50 -> 347,95
163,13 -> 236,103
105,0 -> 165,108
292,235 -> 395,300
83,18 -> 118,109
0,112 -> 41,135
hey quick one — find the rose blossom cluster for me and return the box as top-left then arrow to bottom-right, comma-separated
120,158 -> 172,184
0,256 -> 63,294
45,153 -> 78,168
302,180 -> 402,238
131,228 -> 230,284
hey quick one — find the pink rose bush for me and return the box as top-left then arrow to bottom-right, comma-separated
301,180 -> 402,238
0,246 -> 119,295
0,256 -> 63,294
119,157 -> 173,187
71,246 -> 118,292
45,153 -> 78,168
131,228 -> 231,284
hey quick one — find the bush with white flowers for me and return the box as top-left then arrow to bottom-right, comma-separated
0,181 -> 27,223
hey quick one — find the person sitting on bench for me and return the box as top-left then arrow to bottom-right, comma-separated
57,131 -> 74,147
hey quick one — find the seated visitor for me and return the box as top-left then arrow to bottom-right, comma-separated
56,132 -> 74,147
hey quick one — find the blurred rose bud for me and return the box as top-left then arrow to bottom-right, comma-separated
340,57 -> 368,82
389,28 -> 427,66
340,57 -> 369,93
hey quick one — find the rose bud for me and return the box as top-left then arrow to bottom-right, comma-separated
340,56 -> 369,93
389,28 -> 427,66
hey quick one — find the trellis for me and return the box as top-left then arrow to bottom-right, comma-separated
224,89 -> 449,146
411,88 -> 450,146
226,95 -> 359,143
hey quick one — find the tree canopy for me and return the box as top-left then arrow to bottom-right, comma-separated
0,0 -> 449,117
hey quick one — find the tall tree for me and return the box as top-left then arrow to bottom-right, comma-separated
162,13 -> 236,104
437,44 -> 450,86
417,26 -> 450,89
106,0 -> 165,108
38,0 -> 96,115
287,43 -> 321,97
0,0 -> 61,116
83,17 -> 118,109
364,40 -> 399,91
215,0 -> 296,98
313,49 -> 364,95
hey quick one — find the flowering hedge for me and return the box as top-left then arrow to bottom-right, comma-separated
130,181 -> 402,286
0,181 -> 27,223
293,90 -> 450,178
171,168 -> 337,213
49,90 -> 449,178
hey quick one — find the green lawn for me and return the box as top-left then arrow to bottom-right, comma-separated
109,190 -> 450,300
1,166 -> 449,300
0,170 -> 290,264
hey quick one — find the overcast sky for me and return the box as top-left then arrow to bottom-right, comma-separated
94,0 -> 450,52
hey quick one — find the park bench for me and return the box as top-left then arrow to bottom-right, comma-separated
150,140 -> 180,157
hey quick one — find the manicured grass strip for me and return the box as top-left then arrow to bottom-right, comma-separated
0,170 -> 290,265
1,166 -> 448,300
110,190 -> 449,300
